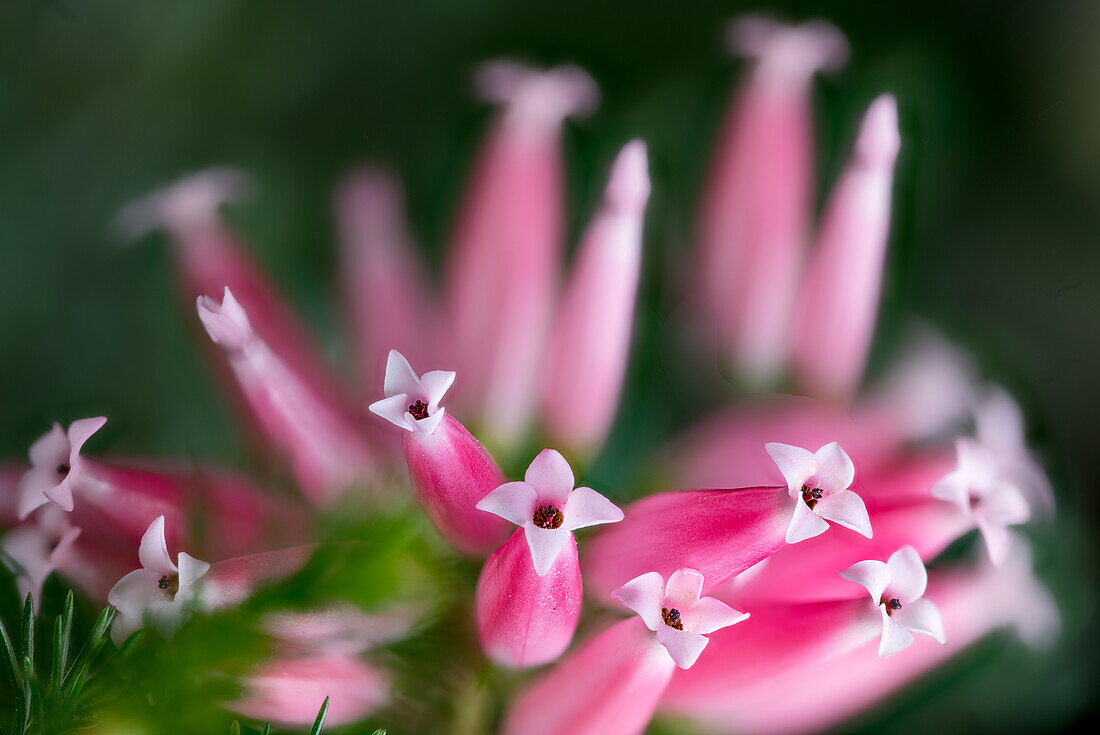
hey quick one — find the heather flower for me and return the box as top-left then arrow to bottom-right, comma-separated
765,441 -> 872,543
17,417 -> 107,518
0,506 -> 81,609
368,349 -> 455,436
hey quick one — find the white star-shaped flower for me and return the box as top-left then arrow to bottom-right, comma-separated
840,545 -> 946,657
765,441 -> 872,543
612,568 -> 749,669
476,448 -> 623,575
17,417 -> 107,519
107,516 -> 210,641
368,350 -> 455,436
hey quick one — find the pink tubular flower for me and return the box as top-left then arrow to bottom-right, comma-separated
766,441 -> 872,543
697,17 -> 847,384
0,506 -> 81,609
370,350 -> 510,554
227,655 -> 387,728
197,287 -> 376,503
840,545 -> 946,657
790,94 -> 901,400
540,139 -> 650,453
474,449 -> 622,666
337,168 -> 435,395
501,567 -> 745,735
445,61 -> 598,443
16,417 -> 107,518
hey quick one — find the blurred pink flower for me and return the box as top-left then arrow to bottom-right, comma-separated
17,416 -> 106,518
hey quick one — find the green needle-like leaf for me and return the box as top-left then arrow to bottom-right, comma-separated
309,696 -> 329,735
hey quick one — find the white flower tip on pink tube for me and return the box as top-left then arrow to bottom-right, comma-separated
766,441 -> 872,544
368,350 -> 454,437
475,59 -> 599,128
612,568 -> 749,670
840,545 -> 946,657
853,93 -> 901,168
196,287 -> 256,352
477,448 -> 622,576
727,16 -> 848,78
114,167 -> 252,242
17,416 -> 108,519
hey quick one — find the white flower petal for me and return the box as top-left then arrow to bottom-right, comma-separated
108,569 -> 164,617
976,517 -> 1013,566
524,449 -> 575,507
42,475 -> 75,513
785,497 -> 830,544
811,442 -> 855,492
523,523 -> 571,577
664,568 -> 705,609
28,423 -> 69,467
765,442 -> 816,497
561,486 -> 623,531
815,489 -> 872,538
895,597 -> 946,644
177,552 -> 211,597
368,393 -> 414,432
884,546 -> 927,603
16,467 -> 59,520
656,625 -> 710,670
878,605 -> 915,657
383,350 -> 423,399
138,516 -> 178,577
839,559 -> 889,602
420,370 -> 456,413
693,597 -> 749,635
66,416 -> 107,457
610,571 -> 665,631
413,407 -> 446,436
929,470 -> 968,508
982,482 -> 1031,526
476,481 -> 538,527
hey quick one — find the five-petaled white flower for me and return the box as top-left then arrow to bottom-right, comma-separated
17,417 -> 107,519
766,441 -> 872,544
107,516 -> 210,641
612,568 -> 749,669
476,448 -> 623,575
840,545 -> 946,657
930,437 -> 1030,565
368,350 -> 455,436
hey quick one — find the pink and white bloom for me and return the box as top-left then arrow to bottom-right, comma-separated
931,437 -> 1030,564
197,287 -> 376,503
766,441 -> 872,543
476,448 -> 623,575
0,506 -> 81,609
790,94 -> 901,400
540,139 -> 650,453
840,545 -> 946,657
16,417 -> 107,518
474,449 -> 621,667
368,350 -> 455,437
612,568 -> 748,669
974,385 -> 1055,517
107,515 -> 211,641
697,17 -> 846,383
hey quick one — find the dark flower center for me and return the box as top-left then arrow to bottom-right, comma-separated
56,462 -> 70,476
884,597 -> 903,615
661,607 -> 684,630
532,505 -> 564,530
158,575 -> 180,598
408,400 -> 429,420
801,484 -> 824,510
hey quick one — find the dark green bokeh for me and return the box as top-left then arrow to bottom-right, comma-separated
1,1 -> 1098,732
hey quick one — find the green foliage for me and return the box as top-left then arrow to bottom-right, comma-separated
0,592 -> 118,735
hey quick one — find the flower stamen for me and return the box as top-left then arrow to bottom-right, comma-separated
661,607 -> 684,630
532,504 -> 564,530
801,484 -> 824,510
883,597 -> 902,615
56,463 -> 70,476
408,400 -> 429,420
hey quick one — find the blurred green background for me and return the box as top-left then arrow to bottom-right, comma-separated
1,0 -> 1097,732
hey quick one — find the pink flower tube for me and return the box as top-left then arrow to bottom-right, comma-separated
791,94 -> 901,400
444,61 -> 598,443
370,351 -> 510,554
696,17 -> 847,384
198,288 -> 377,503
540,140 -> 650,454
475,449 -> 622,666
337,167 -> 435,397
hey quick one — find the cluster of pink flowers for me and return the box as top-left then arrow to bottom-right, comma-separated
0,15 -> 1058,734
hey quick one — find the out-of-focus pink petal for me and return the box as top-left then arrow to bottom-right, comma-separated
561,486 -> 624,531
198,289 -> 376,503
523,523 -> 572,577
138,515 -> 177,577
476,529 -> 582,667
696,18 -> 846,384
401,413 -> 510,555
17,467 -> 58,519
445,62 -> 596,444
814,490 -> 871,538
337,168 -> 435,396
583,486 -> 792,601
202,546 -> 313,610
884,545 -> 927,603
476,481 -> 538,527
611,572 -> 666,631
500,618 -> 676,735
524,448 -> 575,508
28,424 -> 68,468
227,655 -> 387,727
541,140 -> 650,453
655,625 -> 709,670
790,94 -> 901,400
